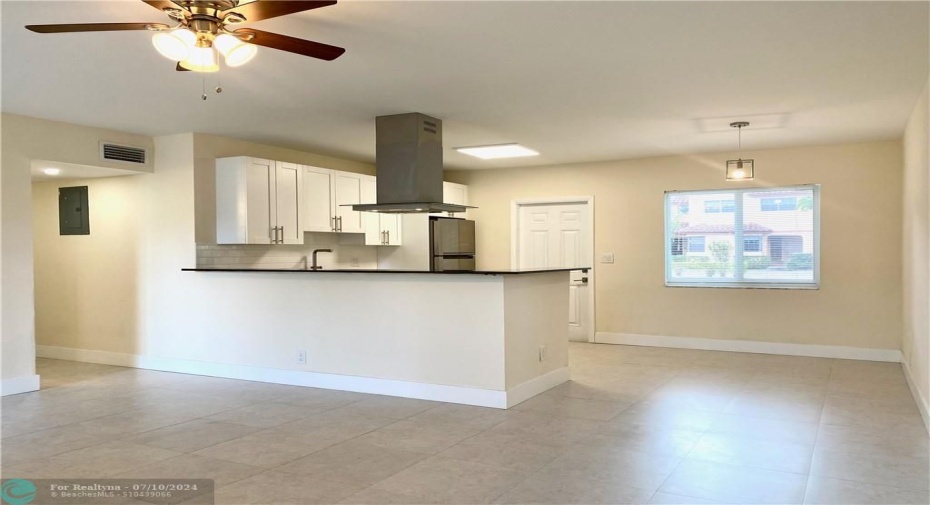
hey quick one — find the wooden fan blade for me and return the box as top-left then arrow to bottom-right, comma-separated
222,1 -> 336,23
176,62 -> 190,71
235,28 -> 344,61
26,23 -> 168,33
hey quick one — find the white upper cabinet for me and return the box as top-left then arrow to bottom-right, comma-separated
302,166 -> 367,234
361,175 -> 402,246
444,181 -> 468,207
429,181 -> 470,219
302,166 -> 335,232
216,157 -> 303,245
380,212 -> 402,245
333,172 -> 365,234
217,155 -> 421,245
275,162 -> 302,244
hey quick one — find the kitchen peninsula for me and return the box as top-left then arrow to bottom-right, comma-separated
180,267 -> 579,408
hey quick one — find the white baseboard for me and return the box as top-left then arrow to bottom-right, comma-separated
505,367 -> 571,408
37,346 -> 524,408
902,358 -> 930,434
1,375 -> 40,396
595,332 -> 903,362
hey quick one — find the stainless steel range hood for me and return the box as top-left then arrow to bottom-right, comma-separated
352,113 -> 472,214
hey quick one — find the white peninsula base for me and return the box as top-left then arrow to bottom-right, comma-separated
58,269 -> 572,409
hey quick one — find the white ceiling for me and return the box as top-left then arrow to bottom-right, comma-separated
3,1 -> 928,170
30,159 -> 146,182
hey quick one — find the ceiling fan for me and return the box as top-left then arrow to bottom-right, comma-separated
25,0 -> 345,72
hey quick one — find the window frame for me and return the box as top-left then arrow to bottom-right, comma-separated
664,185 -> 821,289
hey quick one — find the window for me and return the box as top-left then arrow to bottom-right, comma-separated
743,236 -> 762,252
704,199 -> 735,213
688,236 -> 706,253
665,185 -> 819,288
761,197 -> 797,211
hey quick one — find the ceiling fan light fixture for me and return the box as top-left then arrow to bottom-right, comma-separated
152,28 -> 196,61
214,33 -> 257,67
180,46 -> 220,72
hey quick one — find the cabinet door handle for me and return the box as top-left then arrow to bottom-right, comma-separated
279,226 -> 284,243
337,216 -> 343,232
271,227 -> 276,243
331,217 -> 336,232
386,230 -> 390,244
381,231 -> 386,244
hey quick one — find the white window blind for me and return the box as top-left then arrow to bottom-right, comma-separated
665,185 -> 820,288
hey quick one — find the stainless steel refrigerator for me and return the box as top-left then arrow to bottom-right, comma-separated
429,217 -> 476,271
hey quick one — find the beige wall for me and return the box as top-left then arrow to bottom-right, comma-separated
451,140 -> 903,350
32,176 -> 148,354
902,79 -> 930,422
1,113 -> 153,387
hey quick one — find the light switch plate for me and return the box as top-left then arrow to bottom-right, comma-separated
600,253 -> 615,264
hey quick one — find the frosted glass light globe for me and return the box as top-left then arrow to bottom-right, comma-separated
152,29 -> 196,61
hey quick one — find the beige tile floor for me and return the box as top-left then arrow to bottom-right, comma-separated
2,343 -> 928,504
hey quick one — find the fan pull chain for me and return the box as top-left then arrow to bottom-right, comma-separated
215,54 -> 223,94
201,73 -> 207,101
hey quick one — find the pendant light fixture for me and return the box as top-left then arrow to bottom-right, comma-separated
726,121 -> 754,181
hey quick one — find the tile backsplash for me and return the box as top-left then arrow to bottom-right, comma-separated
197,233 -> 379,270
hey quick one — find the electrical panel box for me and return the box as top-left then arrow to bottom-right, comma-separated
59,186 -> 90,235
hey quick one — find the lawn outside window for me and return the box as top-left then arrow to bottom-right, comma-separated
665,185 -> 820,289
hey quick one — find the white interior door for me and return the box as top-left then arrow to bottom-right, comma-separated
516,201 -> 593,342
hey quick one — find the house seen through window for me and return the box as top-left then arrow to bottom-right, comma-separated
666,185 -> 820,288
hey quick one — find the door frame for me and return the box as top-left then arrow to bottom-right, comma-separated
510,196 -> 596,343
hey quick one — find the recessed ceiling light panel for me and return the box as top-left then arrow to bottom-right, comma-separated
43,168 -> 61,176
455,144 -> 539,160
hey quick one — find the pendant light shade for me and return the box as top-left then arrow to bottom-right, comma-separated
726,121 -> 754,181
214,33 -> 257,67
180,46 -> 220,72
726,159 -> 754,180
152,29 -> 196,61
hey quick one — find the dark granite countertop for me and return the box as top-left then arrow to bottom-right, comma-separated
182,267 -> 588,275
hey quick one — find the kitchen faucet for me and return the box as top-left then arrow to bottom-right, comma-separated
309,249 -> 333,270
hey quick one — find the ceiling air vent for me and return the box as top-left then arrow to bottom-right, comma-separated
99,142 -> 147,165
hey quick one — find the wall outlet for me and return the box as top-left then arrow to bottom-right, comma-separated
600,253 -> 615,264
538,345 -> 547,362
296,350 -> 307,365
